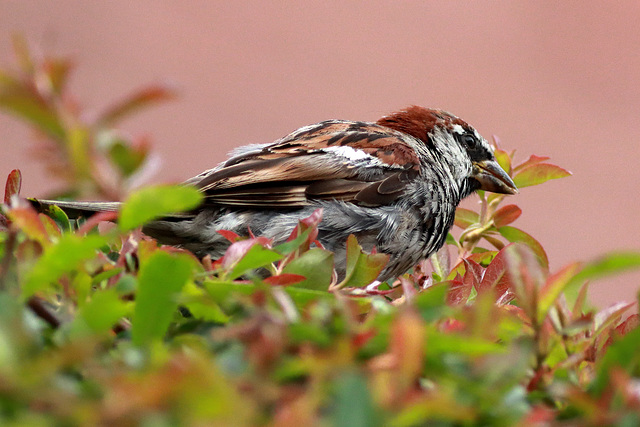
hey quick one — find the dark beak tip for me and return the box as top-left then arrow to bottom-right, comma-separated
474,160 -> 518,195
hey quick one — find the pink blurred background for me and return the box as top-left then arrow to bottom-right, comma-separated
1,2 -> 639,307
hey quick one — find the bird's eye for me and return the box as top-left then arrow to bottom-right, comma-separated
461,134 -> 477,149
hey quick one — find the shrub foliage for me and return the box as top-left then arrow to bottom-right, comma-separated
1,38 -> 640,426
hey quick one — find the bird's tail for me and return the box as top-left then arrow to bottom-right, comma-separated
30,199 -> 121,219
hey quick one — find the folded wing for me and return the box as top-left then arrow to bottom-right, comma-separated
189,120 -> 422,208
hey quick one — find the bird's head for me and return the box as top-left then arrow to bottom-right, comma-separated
377,106 -> 517,198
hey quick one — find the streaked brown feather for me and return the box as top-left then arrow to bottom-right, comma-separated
190,121 -> 425,209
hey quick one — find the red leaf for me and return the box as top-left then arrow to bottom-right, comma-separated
263,274 -> 307,286
76,211 -> 119,235
615,314 -> 639,336
4,169 -> 21,203
96,84 -> 177,127
462,258 -> 483,288
217,229 -> 241,243
479,246 -> 512,298
444,279 -> 471,305
492,204 -> 521,228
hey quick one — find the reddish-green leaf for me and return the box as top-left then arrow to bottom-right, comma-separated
7,207 -> 50,246
498,226 -> 549,270
513,154 -> 550,173
454,207 -> 479,229
512,163 -> 571,188
538,262 -> 582,322
494,148 -> 512,175
4,169 -> 21,203
492,204 -> 521,228
96,85 -> 177,127
503,244 -> 546,320
0,74 -> 65,140
226,241 -> 282,280
263,274 -> 307,286
565,251 -> 640,304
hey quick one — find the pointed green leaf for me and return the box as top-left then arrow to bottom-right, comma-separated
119,185 -> 203,230
228,244 -> 282,279
565,251 -> 640,304
538,262 -> 582,322
131,251 -> 194,346
498,226 -> 548,270
339,235 -> 388,288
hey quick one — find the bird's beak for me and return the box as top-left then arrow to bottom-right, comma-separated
472,159 -> 518,195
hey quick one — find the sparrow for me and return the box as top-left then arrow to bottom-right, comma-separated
36,106 -> 517,282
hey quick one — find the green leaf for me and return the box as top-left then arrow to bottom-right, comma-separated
565,251 -> 640,304
454,207 -> 479,229
131,251 -> 194,346
512,163 -> 571,188
338,235 -> 388,289
414,283 -> 448,321
498,226 -> 548,270
71,288 -> 131,336
333,371 -> 378,427
181,281 -> 229,323
22,234 -> 106,298
41,203 -> 71,232
119,185 -> 203,230
228,244 -> 282,280
108,140 -> 147,176
425,328 -> 505,356
282,248 -> 334,290
591,323 -> 640,394
288,323 -> 332,347
494,148 -> 512,175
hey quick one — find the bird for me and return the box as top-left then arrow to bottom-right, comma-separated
35,106 -> 517,282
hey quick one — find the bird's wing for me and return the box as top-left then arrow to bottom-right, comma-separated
188,121 -> 422,208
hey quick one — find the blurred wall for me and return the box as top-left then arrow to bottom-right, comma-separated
1,1 -> 639,307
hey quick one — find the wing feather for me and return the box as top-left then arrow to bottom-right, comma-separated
189,121 -> 422,208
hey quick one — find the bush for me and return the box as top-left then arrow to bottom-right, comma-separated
1,38 -> 639,426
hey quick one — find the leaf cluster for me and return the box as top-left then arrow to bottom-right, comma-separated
1,40 -> 640,426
